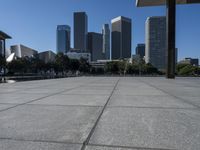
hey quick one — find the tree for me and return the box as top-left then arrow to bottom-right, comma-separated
129,64 -> 139,75
143,63 -> 158,74
55,53 -> 70,72
178,65 -> 195,76
105,61 -> 119,74
118,61 -> 126,75
0,56 -> 6,69
79,58 -> 90,73
70,59 -> 80,72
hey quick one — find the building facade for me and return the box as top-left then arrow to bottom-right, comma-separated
111,16 -> 132,60
56,25 -> 71,54
66,52 -> 91,62
87,32 -> 103,62
0,40 -> 3,57
74,12 -> 88,52
145,16 -> 167,70
10,44 -> 38,58
179,58 -> 199,66
102,24 -> 110,60
136,44 -> 145,59
38,50 -> 56,63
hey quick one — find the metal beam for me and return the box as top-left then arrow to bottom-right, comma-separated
166,0 -> 176,79
136,0 -> 200,7
3,39 -> 6,80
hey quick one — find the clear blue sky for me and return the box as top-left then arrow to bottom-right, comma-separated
0,0 -> 200,60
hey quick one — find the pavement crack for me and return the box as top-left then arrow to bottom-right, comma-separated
88,143 -> 177,150
81,78 -> 120,150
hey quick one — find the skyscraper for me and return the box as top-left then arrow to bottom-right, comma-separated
136,44 -> 145,59
56,25 -> 71,54
145,16 -> 166,70
111,16 -> 132,60
87,32 -> 103,61
74,12 -> 88,52
102,24 -> 110,60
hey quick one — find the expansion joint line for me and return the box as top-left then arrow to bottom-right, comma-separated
136,78 -> 200,110
81,78 -> 120,150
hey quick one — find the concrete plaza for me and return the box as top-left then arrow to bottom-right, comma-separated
0,77 -> 200,150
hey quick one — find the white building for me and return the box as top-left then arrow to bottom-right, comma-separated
66,52 -> 91,62
38,50 -> 56,63
10,44 -> 38,58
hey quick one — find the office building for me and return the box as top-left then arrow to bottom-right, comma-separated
5,49 -> 11,58
66,51 -> 91,63
145,16 -> 167,70
38,50 -> 56,63
179,58 -> 199,66
10,44 -> 38,58
87,32 -> 103,62
102,24 -> 110,60
0,40 -> 3,56
132,54 -> 141,64
136,44 -> 145,59
111,16 -> 132,60
57,25 -> 71,54
74,12 -> 88,52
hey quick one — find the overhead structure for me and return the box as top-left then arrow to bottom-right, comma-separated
0,31 -> 12,58
136,0 -> 200,7
0,31 -> 12,79
136,0 -> 200,79
0,31 -> 12,40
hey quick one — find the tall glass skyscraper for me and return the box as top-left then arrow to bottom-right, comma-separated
56,25 -> 70,54
145,16 -> 166,70
136,44 -> 145,58
111,16 -> 132,60
87,32 -> 103,61
102,24 -> 110,60
74,12 -> 88,52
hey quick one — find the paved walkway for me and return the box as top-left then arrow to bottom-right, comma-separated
0,77 -> 200,150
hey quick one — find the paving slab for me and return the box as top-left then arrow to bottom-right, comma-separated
0,77 -> 200,150
0,105 -> 102,143
31,94 -> 109,106
0,104 -> 15,111
86,145 -> 145,150
114,88 -> 167,96
0,88 -> 21,94
0,139 -> 81,150
15,88 -> 67,94
108,95 -> 195,108
0,93 -> 48,104
154,86 -> 200,97
176,96 -> 200,107
89,107 -> 200,150
63,89 -> 112,95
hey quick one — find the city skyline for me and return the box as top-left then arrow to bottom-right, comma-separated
0,0 -> 200,60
